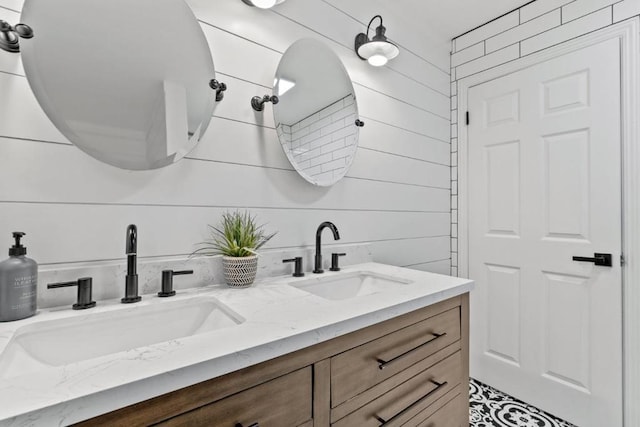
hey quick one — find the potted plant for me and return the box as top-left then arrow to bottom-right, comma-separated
193,211 -> 276,288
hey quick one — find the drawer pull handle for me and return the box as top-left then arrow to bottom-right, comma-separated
376,332 -> 446,370
235,423 -> 259,427
373,380 -> 448,427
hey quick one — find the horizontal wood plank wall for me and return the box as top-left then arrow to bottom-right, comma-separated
449,0 -> 640,276
0,1 -> 451,277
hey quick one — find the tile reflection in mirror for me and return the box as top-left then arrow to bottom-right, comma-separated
273,38 -> 361,187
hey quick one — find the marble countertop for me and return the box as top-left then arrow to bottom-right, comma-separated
0,262 -> 473,426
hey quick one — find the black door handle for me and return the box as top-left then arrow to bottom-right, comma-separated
572,253 -> 612,267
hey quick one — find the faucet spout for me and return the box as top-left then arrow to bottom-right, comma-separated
122,224 -> 141,303
314,221 -> 340,274
126,224 -> 137,255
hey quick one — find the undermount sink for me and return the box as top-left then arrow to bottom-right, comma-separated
0,296 -> 244,379
290,271 -> 412,301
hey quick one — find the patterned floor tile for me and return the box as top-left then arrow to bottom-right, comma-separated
469,378 -> 577,427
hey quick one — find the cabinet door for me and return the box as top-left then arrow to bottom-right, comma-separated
157,367 -> 312,427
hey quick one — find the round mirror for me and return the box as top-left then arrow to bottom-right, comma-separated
273,39 -> 360,187
20,0 -> 217,170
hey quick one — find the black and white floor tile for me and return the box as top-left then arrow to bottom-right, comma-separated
469,378 -> 577,427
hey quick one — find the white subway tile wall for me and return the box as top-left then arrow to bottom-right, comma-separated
278,99 -> 359,185
520,0 -> 574,22
614,0 -> 640,21
456,43 -> 520,80
522,6 -> 612,55
451,42 -> 485,67
486,10 -> 561,53
455,11 -> 520,51
449,0 -> 639,276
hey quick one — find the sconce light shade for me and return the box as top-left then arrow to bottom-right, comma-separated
241,0 -> 284,9
354,15 -> 399,67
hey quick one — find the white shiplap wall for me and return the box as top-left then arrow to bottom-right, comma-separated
449,0 -> 640,276
0,1 -> 452,275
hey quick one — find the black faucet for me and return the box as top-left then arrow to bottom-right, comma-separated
314,222 -> 340,274
121,224 -> 141,303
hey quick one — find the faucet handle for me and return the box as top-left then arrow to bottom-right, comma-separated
159,269 -> 194,297
330,253 -> 347,272
47,277 -> 96,310
283,257 -> 304,277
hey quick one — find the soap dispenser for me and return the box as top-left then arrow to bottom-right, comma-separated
0,232 -> 38,321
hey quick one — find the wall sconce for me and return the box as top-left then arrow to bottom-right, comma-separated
0,20 -> 34,53
354,15 -> 399,67
241,0 -> 285,9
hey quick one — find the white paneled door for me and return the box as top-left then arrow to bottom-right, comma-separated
467,38 -> 622,426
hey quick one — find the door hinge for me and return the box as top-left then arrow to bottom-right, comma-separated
621,254 -> 626,266
466,111 -> 470,125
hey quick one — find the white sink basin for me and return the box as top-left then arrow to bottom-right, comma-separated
290,271 -> 412,300
0,296 -> 244,379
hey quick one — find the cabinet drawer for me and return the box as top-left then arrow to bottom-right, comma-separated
396,386 -> 462,427
158,367 -> 312,427
414,392 -> 463,427
333,352 -> 462,427
332,307 -> 460,406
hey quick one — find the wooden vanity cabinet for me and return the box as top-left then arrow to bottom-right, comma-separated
76,294 -> 469,427
156,367 -> 313,427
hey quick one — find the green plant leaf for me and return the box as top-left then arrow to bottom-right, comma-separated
191,210 -> 277,258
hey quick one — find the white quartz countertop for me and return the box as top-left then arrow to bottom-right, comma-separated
0,262 -> 473,426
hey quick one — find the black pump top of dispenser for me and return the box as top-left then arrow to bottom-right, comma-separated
9,231 -> 27,256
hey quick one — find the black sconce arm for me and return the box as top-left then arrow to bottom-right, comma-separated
365,15 -> 383,39
251,94 -> 279,112
209,79 -> 227,102
0,20 -> 34,53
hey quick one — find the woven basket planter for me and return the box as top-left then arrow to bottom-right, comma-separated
222,255 -> 258,288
